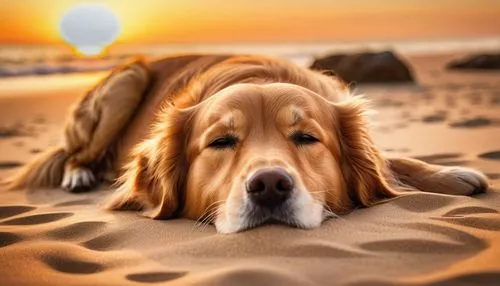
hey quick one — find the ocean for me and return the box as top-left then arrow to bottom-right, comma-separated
1,38 -> 499,78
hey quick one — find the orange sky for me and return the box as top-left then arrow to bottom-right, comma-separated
1,0 -> 499,44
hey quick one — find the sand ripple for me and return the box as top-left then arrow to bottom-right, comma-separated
42,252 -> 105,274
1,212 -> 72,225
0,232 -> 23,248
126,271 -> 187,283
0,205 -> 36,219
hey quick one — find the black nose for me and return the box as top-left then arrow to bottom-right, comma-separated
246,168 -> 294,208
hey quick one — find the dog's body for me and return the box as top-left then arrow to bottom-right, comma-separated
7,54 -> 488,233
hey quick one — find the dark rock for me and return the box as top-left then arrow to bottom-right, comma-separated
449,117 -> 500,128
447,54 -> 500,70
309,51 -> 414,83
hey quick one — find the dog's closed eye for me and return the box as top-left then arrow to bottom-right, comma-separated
290,131 -> 319,147
208,135 -> 239,150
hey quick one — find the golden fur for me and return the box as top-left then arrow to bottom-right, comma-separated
7,54 -> 489,233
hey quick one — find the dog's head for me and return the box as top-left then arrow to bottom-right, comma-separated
108,82 -> 398,233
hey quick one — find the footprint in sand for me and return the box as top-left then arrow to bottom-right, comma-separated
81,232 -> 121,251
359,221 -> 488,254
443,206 -> 498,217
126,271 -> 187,283
42,254 -> 104,274
0,205 -> 36,219
391,193 -> 456,212
434,216 -> 500,231
478,150 -> 500,160
1,212 -> 72,225
403,223 -> 485,249
0,161 -> 23,169
46,221 -> 107,240
0,232 -> 23,248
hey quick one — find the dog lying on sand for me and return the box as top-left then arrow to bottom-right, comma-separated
8,54 -> 489,233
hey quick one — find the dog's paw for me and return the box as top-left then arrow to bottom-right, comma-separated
61,166 -> 96,193
438,167 -> 489,196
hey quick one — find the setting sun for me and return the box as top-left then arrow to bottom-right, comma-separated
0,0 -> 499,47
59,4 -> 121,56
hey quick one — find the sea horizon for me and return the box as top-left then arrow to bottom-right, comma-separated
1,37 -> 499,78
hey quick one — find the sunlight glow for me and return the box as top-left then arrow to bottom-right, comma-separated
0,0 -> 498,45
59,4 -> 120,56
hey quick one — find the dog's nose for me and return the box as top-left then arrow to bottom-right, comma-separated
246,168 -> 294,208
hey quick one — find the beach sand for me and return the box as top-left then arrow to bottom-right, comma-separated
0,52 -> 499,286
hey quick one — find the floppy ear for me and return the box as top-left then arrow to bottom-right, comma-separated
105,105 -> 194,219
332,96 -> 400,207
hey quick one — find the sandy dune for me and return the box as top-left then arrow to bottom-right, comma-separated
0,53 -> 499,286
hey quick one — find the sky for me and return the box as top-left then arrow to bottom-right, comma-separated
1,0 -> 499,45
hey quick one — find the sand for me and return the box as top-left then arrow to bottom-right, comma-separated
0,52 -> 499,286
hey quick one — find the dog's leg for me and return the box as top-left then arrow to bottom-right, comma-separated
62,59 -> 150,192
387,157 -> 488,196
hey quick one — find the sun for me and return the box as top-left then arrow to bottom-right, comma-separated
59,4 -> 121,57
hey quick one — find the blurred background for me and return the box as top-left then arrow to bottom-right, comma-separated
1,0 -> 499,75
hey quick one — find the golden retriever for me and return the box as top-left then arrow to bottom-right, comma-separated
7,54 -> 488,233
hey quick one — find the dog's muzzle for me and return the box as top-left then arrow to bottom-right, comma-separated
246,167 -> 294,209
